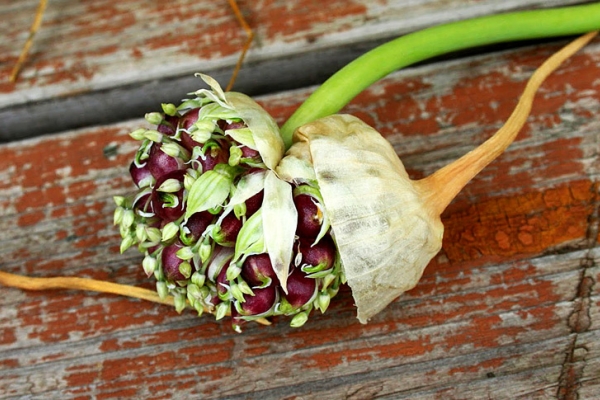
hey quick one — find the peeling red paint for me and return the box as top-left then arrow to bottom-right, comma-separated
0,327 -> 16,345
253,0 -> 367,42
441,180 -> 594,265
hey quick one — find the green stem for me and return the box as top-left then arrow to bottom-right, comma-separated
281,3 -> 600,148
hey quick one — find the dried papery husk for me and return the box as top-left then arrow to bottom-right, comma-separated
281,32 -> 597,323
193,74 -> 285,170
225,91 -> 285,170
281,115 -> 444,323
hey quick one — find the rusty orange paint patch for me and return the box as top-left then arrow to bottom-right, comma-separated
16,209 -> 46,227
96,387 -> 139,400
442,180 -> 594,265
97,342 -> 233,383
0,358 -> 20,369
64,365 -> 100,388
254,0 -> 367,43
0,327 -> 17,345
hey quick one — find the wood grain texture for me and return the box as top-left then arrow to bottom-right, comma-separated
0,0 -> 592,141
1,29 -> 599,400
0,0 -> 587,105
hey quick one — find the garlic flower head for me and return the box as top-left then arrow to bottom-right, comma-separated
111,32 -> 595,330
279,115 -> 443,323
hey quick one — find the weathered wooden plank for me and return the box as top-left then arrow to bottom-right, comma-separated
0,259 -> 594,398
0,0 -> 591,141
2,0 -> 589,105
1,38 -> 599,398
579,328 -> 600,399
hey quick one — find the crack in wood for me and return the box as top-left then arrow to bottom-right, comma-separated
557,182 -> 599,399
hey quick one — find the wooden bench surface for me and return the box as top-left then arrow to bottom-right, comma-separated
1,1 -> 599,399
0,0 -> 590,141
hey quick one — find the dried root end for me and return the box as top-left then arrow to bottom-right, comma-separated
416,31 -> 598,216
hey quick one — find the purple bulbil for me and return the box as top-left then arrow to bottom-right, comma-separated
151,170 -> 186,222
161,241 -> 190,281
241,253 -> 278,287
239,285 -> 277,316
294,194 -> 322,238
284,268 -> 317,309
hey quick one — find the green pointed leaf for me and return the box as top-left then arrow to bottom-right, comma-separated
225,127 -> 257,150
228,146 -> 243,166
215,302 -> 230,320
129,128 -> 147,141
174,291 -> 187,313
197,102 -> 240,122
161,103 -> 178,116
156,281 -> 169,299
218,170 -> 265,222
290,311 -> 309,328
186,167 -> 234,218
191,272 -> 206,288
195,73 -> 230,108
145,112 -> 163,125
161,222 -> 179,242
316,292 -> 331,313
233,209 -> 266,263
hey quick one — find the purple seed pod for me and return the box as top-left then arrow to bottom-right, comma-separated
241,146 -> 260,159
213,214 -> 243,246
147,143 -> 186,180
239,285 -> 277,316
182,211 -> 214,244
216,264 -> 231,300
178,108 -> 202,150
132,193 -> 152,214
161,241 -> 191,281
157,114 -> 179,136
179,108 -> 201,131
129,162 -> 154,188
297,235 -> 336,272
197,142 -> 229,173
218,120 -> 245,131
294,193 -> 323,238
241,253 -> 279,287
245,190 -> 264,217
284,268 -> 317,309
151,170 -> 186,222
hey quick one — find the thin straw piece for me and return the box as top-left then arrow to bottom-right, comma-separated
415,31 -> 598,216
0,270 -> 271,326
226,0 -> 254,92
0,270 -> 175,305
10,0 -> 48,82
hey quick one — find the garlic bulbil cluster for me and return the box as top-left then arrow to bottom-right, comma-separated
114,75 -> 344,330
